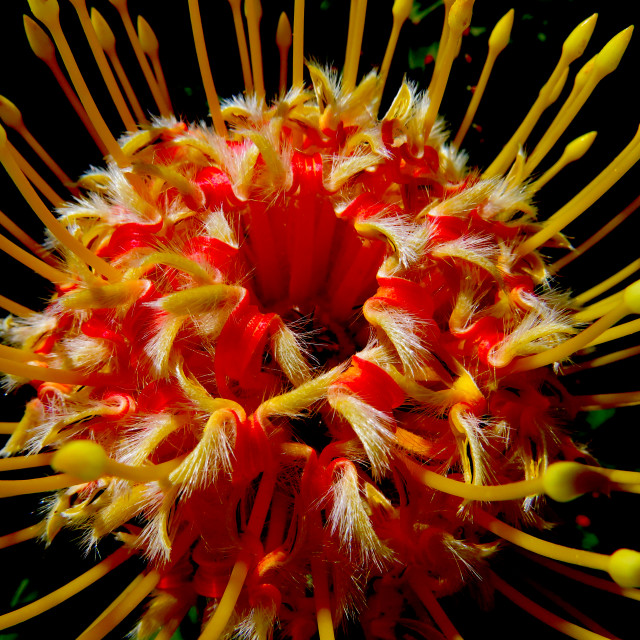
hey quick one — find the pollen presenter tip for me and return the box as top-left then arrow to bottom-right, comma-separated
51,440 -> 108,482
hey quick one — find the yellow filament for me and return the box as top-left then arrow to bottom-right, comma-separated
0,548 -> 130,630
0,452 -> 52,471
0,522 -> 44,550
69,0 -> 137,132
311,557 -> 335,640
138,16 -> 173,113
0,127 -> 121,281
453,9 -> 514,148
0,232 -> 69,283
529,131 -> 597,193
187,0 -> 227,136
0,345 -> 44,365
423,0 -> 474,139
586,317 -> 640,348
0,358 -> 96,386
574,258 -> 640,306
483,14 -> 598,178
408,574 -> 463,640
27,0 -> 128,166
517,125 -> 640,258
0,474 -> 80,499
245,0 -> 265,101
0,295 -> 35,317
573,291 -> 623,323
228,0 -> 254,94
564,345 -> 640,373
0,208 -> 50,261
343,0 -> 368,94
8,142 -> 63,208
292,0 -> 305,88
378,0 -> 414,106
23,15 -> 109,156
428,0 -> 454,96
523,27 -> 634,178
276,13 -> 293,95
91,9 -> 149,125
576,391 -> 640,411
490,571 -> 610,640
110,0 -> 171,117
76,570 -> 161,640
554,194 -> 640,271
0,421 -> 20,434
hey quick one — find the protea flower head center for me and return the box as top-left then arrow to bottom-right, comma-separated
0,1 -> 640,639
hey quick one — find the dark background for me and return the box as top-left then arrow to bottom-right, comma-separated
1,1 -> 640,638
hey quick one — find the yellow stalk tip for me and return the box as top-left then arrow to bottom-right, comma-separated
488,8 -> 514,52
623,280 -> 640,314
563,130 -> 597,162
562,13 -> 598,62
608,549 -> 640,588
138,16 -> 159,55
542,462 -> 604,502
276,12 -> 292,50
51,440 -> 108,482
24,14 -> 56,61
392,0 -> 414,23
594,25 -> 634,77
0,96 -> 24,130
27,0 -> 60,23
91,8 -> 116,54
448,0 -> 473,33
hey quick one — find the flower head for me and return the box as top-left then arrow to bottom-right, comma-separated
0,1 -> 639,639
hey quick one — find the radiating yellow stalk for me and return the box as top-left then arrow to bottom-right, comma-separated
138,16 -> 173,113
343,0 -> 368,94
574,258 -> 640,307
563,345 -> 640,373
8,142 -> 63,208
0,452 -> 53,471
292,0 -> 305,88
0,295 -> 34,318
0,358 -> 97,386
276,13 -> 293,95
0,421 -> 20,434
576,391 -> 640,411
227,0 -> 254,93
0,474 -> 80,499
245,0 -> 265,101
312,556 -> 336,640
0,232 -> 69,284
0,522 -> 44,550
0,208 -> 51,262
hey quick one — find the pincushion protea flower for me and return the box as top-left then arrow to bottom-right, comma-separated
1,0 -> 640,638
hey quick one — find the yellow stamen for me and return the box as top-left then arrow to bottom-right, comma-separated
276,12 -> 293,96
0,357 -> 101,386
245,0 -> 265,101
0,474 -> 80,499
515,281 -> 640,371
0,208 -> 50,262
0,96 -> 77,194
517,125 -> 640,258
0,124 -> 121,281
453,8 -> 514,148
490,571 -> 612,640
0,422 -> 20,435
343,0 -> 368,94
586,317 -> 640,348
0,522 -> 44,550
68,0 -> 137,132
91,9 -> 148,125
311,556 -> 335,640
574,258 -> 640,306
292,0 -> 305,88
553,194 -> 640,271
0,452 -> 52,471
563,345 -> 640,373
409,574 -> 463,640
0,232 -> 69,283
0,343 -> 43,364
576,391 -> 640,411
428,0 -> 455,96
529,131 -> 597,193
227,0 -> 254,93
138,16 -> 173,113
51,439 -> 183,484
483,14 -> 598,178
76,569 -> 161,640
0,548 -> 130,630
573,291 -> 623,323
424,0 -> 474,139
523,26 -> 634,178
27,0 -> 129,167
187,0 -> 227,137
0,295 -> 34,318
8,141 -> 63,208
108,0 -> 171,118
23,15 -> 109,156
378,0 -> 414,106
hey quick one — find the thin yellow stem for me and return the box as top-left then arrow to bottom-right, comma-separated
553,194 -> 640,271
490,571 -> 611,640
245,0 -> 265,101
0,474 -> 81,499
343,0 -> 368,94
311,556 -> 335,640
586,317 -> 640,348
574,258 -> 640,306
228,0 -> 254,94
292,0 -> 305,88
0,295 -> 35,318
111,2 -> 171,117
0,358 -> 98,386
0,548 -> 130,630
576,391 -> 640,411
0,232 -> 69,283
454,9 -> 513,148
0,522 -> 44,550
69,0 -> 137,132
187,0 -> 227,136
109,50 -> 149,125
138,16 -> 173,114
428,0 -> 454,96
516,125 -> 640,259
0,128 -> 121,282
0,208 -> 50,261
563,345 -> 640,374
276,13 -> 292,96
0,453 -> 53,472
76,570 -> 161,640
8,142 -> 63,208
573,291 -> 623,323
0,422 -> 20,434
